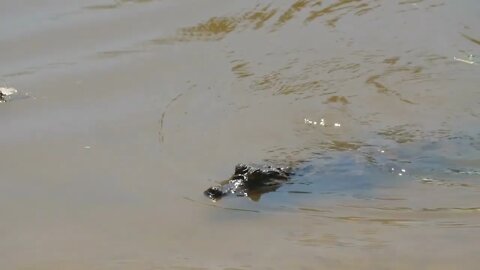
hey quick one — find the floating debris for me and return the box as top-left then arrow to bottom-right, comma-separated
0,86 -> 18,102
453,54 -> 478,65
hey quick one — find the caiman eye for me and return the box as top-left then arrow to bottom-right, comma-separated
204,186 -> 223,200
234,164 -> 249,174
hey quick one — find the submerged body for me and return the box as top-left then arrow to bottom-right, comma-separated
204,163 -> 292,201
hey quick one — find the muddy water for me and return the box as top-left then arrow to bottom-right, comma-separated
1,0 -> 480,269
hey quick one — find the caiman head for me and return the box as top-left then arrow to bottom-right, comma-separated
204,163 -> 292,201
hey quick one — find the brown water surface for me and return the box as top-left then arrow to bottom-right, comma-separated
1,0 -> 480,269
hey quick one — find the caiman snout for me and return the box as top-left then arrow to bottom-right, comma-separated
204,163 -> 292,201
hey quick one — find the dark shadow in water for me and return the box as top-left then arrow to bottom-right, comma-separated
183,196 -> 260,213
207,133 -> 480,208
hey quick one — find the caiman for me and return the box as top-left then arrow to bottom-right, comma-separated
204,163 -> 292,201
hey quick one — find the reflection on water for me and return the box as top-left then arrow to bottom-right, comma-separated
95,49 -> 144,59
399,0 -> 425,4
377,125 -> 417,143
231,60 -> 254,78
325,95 -> 349,104
275,0 -> 316,28
85,0 -> 153,10
157,0 -> 439,43
178,16 -> 238,41
461,33 -> 480,46
305,0 -> 379,26
171,4 -> 278,42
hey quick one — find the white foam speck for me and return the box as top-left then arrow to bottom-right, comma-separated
0,87 -> 18,96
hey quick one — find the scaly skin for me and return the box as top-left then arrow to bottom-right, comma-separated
204,163 -> 292,201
